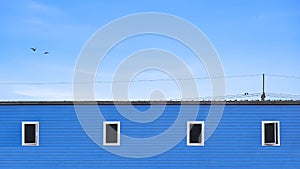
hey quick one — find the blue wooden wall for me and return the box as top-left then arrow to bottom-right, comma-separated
0,104 -> 299,168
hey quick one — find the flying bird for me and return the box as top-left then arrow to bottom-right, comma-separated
30,47 -> 49,55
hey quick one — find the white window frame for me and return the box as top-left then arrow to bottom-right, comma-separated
187,121 -> 204,146
22,121 -> 39,146
103,121 -> 120,146
262,121 -> 280,146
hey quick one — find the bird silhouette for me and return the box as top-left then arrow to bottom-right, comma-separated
44,51 -> 49,54
30,48 -> 36,52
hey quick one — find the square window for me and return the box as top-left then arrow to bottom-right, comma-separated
22,122 -> 39,146
187,121 -> 204,146
262,121 -> 280,146
103,121 -> 120,146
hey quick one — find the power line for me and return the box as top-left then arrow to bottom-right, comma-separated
177,93 -> 300,101
267,93 -> 300,99
0,74 -> 262,85
147,92 -> 300,101
265,74 -> 300,79
0,73 -> 299,85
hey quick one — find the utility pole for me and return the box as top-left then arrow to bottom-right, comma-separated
261,73 -> 266,101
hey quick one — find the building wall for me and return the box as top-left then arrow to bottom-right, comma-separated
0,104 -> 299,168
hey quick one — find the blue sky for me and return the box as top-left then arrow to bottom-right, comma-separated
0,0 -> 299,101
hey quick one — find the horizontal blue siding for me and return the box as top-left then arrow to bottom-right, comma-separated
0,105 -> 299,168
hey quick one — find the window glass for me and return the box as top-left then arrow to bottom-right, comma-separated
106,123 -> 118,144
103,121 -> 120,146
187,121 -> 204,146
25,124 -> 36,143
189,124 -> 202,144
22,122 -> 39,146
262,121 -> 280,146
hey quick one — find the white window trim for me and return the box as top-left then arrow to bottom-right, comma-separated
103,121 -> 120,146
22,121 -> 39,146
262,121 -> 280,146
187,121 -> 204,146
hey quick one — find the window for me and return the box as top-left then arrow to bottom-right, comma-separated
22,122 -> 39,146
262,121 -> 280,146
187,121 -> 204,146
103,121 -> 120,146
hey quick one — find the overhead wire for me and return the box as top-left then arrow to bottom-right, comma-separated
0,74 -> 262,85
264,74 -> 300,79
0,73 -> 299,100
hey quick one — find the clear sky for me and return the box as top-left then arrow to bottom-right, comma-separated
0,0 -> 299,101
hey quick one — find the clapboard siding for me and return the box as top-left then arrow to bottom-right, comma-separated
0,104 -> 299,168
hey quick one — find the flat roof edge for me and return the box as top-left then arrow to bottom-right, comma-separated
0,101 -> 299,105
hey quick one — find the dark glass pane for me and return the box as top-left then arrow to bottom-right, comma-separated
106,124 -> 118,143
275,123 -> 278,144
25,124 -> 36,143
189,124 -> 202,143
265,123 -> 275,143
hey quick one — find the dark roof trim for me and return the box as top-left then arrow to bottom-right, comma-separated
0,101 -> 299,105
